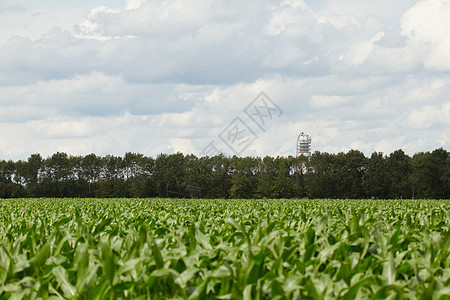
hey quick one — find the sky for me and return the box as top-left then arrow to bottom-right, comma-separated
0,0 -> 449,160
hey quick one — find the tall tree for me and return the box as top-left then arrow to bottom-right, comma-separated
229,156 -> 260,199
26,153 -> 43,196
98,155 -> 126,197
307,151 -> 337,198
387,149 -> 412,198
287,155 -> 309,198
257,156 -> 276,198
208,154 -> 232,198
0,159 -> 25,197
80,153 -> 102,197
272,156 -> 296,198
40,152 -> 73,197
410,148 -> 449,199
153,153 -> 185,197
364,152 -> 391,198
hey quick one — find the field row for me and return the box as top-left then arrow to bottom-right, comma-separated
0,199 -> 449,299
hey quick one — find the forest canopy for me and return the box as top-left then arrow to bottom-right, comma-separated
0,148 -> 448,199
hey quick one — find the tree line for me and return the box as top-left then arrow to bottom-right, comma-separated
0,148 -> 448,199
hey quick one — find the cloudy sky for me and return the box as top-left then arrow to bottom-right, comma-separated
0,0 -> 449,160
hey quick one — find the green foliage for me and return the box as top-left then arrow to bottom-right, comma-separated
1,148 -> 449,199
0,198 -> 448,299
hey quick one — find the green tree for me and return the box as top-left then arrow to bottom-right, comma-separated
26,153 -> 43,196
257,156 -> 276,198
0,159 -> 25,197
97,155 -> 126,197
410,148 -> 449,199
153,153 -> 185,197
272,156 -> 297,198
229,156 -> 260,198
387,149 -> 412,198
207,154 -> 232,198
364,152 -> 391,198
287,155 -> 309,198
337,150 -> 366,198
307,151 -> 337,198
40,152 -> 73,197
80,153 -> 102,197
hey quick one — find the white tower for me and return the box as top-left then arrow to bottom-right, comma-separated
296,132 -> 311,158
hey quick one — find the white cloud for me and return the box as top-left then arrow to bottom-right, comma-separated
0,0 -> 449,161
31,117 -> 96,139
342,31 -> 385,66
169,138 -> 196,154
125,0 -> 146,10
310,95 -> 351,109
401,0 -> 450,42
403,103 -> 450,130
265,1 -> 307,36
401,0 -> 450,71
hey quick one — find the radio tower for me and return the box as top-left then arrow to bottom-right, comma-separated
296,132 -> 311,158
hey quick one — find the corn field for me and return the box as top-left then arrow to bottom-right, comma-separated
0,198 -> 449,299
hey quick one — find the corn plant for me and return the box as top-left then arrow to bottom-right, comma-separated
0,198 -> 449,299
